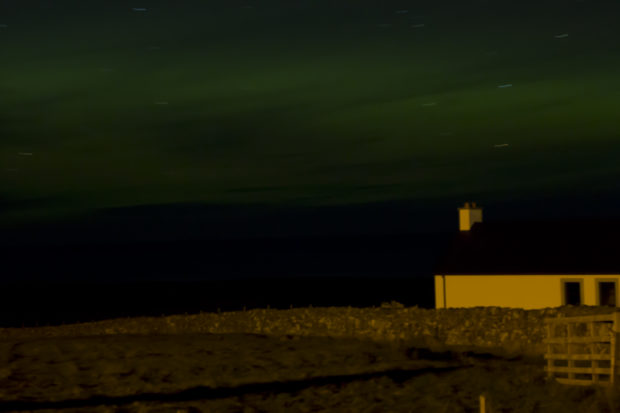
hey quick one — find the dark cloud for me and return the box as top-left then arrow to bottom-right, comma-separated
0,195 -> 56,214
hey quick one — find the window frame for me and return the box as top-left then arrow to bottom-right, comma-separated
560,278 -> 584,306
595,278 -> 619,307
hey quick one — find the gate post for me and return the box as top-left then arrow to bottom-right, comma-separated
612,312 -> 620,385
546,321 -> 554,380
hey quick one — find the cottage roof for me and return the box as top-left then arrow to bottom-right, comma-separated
435,219 -> 620,275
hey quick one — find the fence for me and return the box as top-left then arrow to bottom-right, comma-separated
544,312 -> 620,386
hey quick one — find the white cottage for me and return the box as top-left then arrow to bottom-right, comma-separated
434,202 -> 620,309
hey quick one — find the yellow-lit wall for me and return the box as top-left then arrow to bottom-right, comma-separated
434,274 -> 620,309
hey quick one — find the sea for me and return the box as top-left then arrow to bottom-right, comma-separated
0,228 -> 448,327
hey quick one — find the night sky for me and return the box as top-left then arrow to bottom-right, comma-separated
2,0 -> 620,240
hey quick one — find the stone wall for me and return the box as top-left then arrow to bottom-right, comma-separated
1,303 -> 617,357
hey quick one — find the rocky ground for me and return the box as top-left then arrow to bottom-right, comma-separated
1,308 -> 620,413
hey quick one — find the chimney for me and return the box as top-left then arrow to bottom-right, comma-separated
458,202 -> 483,231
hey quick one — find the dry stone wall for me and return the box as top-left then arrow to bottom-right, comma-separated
1,303 -> 617,357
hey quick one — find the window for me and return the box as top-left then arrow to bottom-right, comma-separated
562,280 -> 582,306
598,281 -> 617,307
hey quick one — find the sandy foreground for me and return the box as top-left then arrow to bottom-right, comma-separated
0,320 -> 618,412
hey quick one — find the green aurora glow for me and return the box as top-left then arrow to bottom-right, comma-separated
1,0 -> 620,226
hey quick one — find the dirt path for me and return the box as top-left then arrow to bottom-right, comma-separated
0,333 -> 614,412
0,334 -> 466,410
